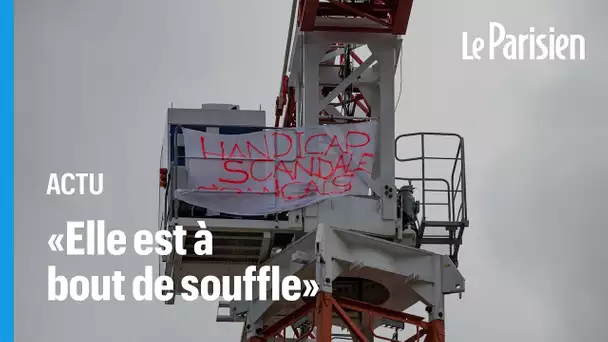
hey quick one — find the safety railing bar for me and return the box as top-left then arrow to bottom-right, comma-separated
421,134 -> 426,223
396,176 -> 452,222
419,238 -> 462,245
424,189 -> 462,193
453,176 -> 465,221
424,156 -> 459,161
450,166 -> 461,196
395,156 -> 463,162
395,133 -> 463,162
453,218 -> 466,258
420,202 -> 449,206
450,141 -> 463,183
453,173 -> 462,199
450,142 -> 464,220
459,138 -> 468,221
458,180 -> 467,220
395,133 -> 464,157
395,177 -> 450,184
396,156 -> 423,162
456,204 -> 463,222
395,132 -> 464,140
395,132 -> 463,162
452,183 -> 460,222
451,185 -> 457,219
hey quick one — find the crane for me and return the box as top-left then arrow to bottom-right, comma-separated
158,1 -> 469,341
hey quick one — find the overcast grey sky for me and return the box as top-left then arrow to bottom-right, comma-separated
15,0 -> 608,341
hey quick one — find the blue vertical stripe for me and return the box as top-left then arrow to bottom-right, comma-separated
0,1 -> 14,341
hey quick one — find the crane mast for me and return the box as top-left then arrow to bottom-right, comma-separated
159,1 -> 469,341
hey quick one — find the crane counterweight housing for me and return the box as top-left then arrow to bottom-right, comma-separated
158,1 -> 469,341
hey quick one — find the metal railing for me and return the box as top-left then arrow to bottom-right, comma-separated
394,132 -> 468,265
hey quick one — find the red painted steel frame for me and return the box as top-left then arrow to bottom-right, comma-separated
299,0 -> 414,34
248,292 -> 444,342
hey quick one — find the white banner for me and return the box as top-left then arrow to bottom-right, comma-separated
175,122 -> 377,216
